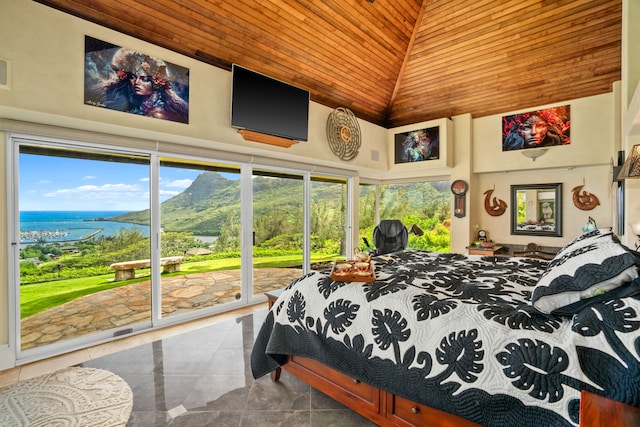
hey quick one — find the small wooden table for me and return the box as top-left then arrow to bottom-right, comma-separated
467,245 -> 505,256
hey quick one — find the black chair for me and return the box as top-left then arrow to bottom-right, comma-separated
372,219 -> 408,255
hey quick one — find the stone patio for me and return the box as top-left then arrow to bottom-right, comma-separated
20,268 -> 303,350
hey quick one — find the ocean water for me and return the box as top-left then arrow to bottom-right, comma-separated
20,211 -> 150,244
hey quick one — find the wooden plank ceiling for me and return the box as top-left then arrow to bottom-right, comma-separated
36,0 -> 621,128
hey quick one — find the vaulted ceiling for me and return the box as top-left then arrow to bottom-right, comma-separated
36,0 -> 621,128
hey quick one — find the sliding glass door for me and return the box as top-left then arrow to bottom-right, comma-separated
358,183 -> 377,251
11,135 -> 354,362
249,170 -> 350,298
251,169 -> 305,299
17,143 -> 152,354
310,175 -> 348,262
159,160 -> 242,319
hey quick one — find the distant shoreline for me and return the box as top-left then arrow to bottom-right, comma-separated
19,210 -> 148,246
20,228 -> 105,244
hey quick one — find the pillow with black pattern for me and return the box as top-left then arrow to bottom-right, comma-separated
531,230 -> 639,314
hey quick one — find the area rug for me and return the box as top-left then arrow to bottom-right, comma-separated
0,366 -> 133,426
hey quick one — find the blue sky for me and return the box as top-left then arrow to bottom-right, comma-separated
18,153 -> 233,211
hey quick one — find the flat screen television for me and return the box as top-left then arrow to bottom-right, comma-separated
231,64 -> 309,141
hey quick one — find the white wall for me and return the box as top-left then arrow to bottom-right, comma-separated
470,93 -> 618,247
473,94 -> 615,174
621,0 -> 640,250
474,165 -> 613,248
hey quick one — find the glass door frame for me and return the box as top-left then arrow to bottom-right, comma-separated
245,165 -> 355,305
245,166 -> 310,306
9,134 -> 157,363
153,157 -> 245,325
7,133 -> 356,364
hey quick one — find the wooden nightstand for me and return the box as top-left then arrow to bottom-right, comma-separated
265,288 -> 284,309
512,242 -> 558,260
468,245 -> 505,256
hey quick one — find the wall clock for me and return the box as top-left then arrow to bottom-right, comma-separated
451,179 -> 468,218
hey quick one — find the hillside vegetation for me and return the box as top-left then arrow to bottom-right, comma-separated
110,172 -> 450,242
111,172 -> 240,235
110,173 -> 346,236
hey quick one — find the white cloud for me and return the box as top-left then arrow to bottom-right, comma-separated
42,183 -> 147,201
82,175 -> 97,180
159,190 -> 182,202
163,179 -> 193,189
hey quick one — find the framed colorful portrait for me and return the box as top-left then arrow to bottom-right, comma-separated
502,105 -> 570,152
84,36 -> 190,124
394,126 -> 440,164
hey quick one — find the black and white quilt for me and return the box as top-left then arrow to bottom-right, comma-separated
251,250 -> 640,427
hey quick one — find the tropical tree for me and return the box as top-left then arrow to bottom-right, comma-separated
213,210 -> 241,252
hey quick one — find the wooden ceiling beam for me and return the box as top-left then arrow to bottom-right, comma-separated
386,0 -> 429,125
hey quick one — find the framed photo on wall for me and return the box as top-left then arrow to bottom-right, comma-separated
502,105 -> 570,152
394,126 -> 440,164
84,35 -> 190,124
538,200 -> 556,223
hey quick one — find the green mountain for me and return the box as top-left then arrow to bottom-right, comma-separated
109,172 -> 343,236
110,172 -> 239,235
109,171 -> 450,237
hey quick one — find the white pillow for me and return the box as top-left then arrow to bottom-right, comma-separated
531,230 -> 639,314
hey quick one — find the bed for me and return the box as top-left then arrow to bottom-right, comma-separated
251,230 -> 640,426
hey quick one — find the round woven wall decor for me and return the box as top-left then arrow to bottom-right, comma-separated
326,107 -> 361,160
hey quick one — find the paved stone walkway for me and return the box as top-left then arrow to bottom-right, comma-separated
20,268 -> 303,350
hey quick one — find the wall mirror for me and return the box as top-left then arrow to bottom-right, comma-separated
510,183 -> 562,237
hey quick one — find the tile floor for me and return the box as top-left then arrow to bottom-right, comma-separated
2,303 -> 377,426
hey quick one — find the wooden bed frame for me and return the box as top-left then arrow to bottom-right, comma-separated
272,357 -> 640,427
274,355 -> 479,426
265,290 -> 640,427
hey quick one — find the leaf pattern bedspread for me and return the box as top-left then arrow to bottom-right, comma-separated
251,250 -> 640,427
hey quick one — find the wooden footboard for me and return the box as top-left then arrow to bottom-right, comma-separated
580,390 -> 640,427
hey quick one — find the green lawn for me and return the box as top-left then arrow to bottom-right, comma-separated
20,254 -> 339,318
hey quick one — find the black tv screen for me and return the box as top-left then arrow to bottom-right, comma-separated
231,65 -> 309,141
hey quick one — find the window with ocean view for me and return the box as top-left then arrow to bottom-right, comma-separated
18,144 -> 152,352
14,140 -> 355,359
12,135 -> 449,363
